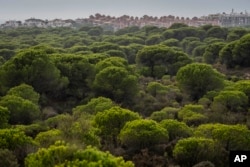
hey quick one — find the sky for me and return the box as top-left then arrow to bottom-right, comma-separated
0,0 -> 250,21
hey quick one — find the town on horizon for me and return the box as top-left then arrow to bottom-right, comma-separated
1,10 -> 250,30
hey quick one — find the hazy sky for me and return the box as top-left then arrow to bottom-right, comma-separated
1,0 -> 250,21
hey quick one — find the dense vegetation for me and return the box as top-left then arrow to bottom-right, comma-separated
0,24 -> 250,167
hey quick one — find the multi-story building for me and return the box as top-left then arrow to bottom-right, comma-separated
219,10 -> 250,27
0,20 -> 22,28
24,18 -> 46,27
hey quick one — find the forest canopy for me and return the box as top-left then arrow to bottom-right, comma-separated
0,24 -> 250,167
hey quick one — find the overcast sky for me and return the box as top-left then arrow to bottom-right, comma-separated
1,0 -> 250,21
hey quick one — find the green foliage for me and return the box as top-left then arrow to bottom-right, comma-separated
203,42 -> 225,64
227,27 -> 248,41
68,45 -> 90,53
94,106 -> 140,145
132,90 -> 159,116
192,44 -> 206,57
178,105 -> 208,126
0,42 -> 17,50
45,114 -> 73,129
198,97 -> 212,109
219,40 -> 237,68
0,149 -> 19,167
0,128 -> 36,166
121,44 -> 144,64
0,128 -> 34,150
160,119 -> 192,141
185,40 -> 204,55
168,27 -> 205,41
220,34 -> 250,68
169,23 -> 188,29
59,146 -> 135,167
29,45 -> 61,54
0,56 -> 5,65
206,26 -> 227,39
161,38 -> 179,47
45,114 -> 100,147
53,54 -> 95,100
90,42 -> 121,53
105,49 -> 127,58
194,124 -> 250,151
134,81 -> 183,116
0,49 -> 68,94
146,81 -> 168,97
200,24 -> 214,31
182,104 -> 205,113
212,90 -> 248,112
7,84 -> 40,104
63,36 -> 82,48
115,26 -> 140,35
232,80 -> 250,101
0,49 -> 15,60
94,66 -> 138,103
1,24 -> 250,167
87,26 -> 103,36
25,141 -> 77,167
232,34 -> 250,67
173,137 -> 221,167
203,37 -> 224,44
176,63 -> 225,100
162,29 -> 175,39
119,119 -> 169,149
180,37 -> 201,54
149,107 -> 180,122
73,97 -> 115,115
68,116 -> 100,147
104,35 -> 144,46
25,142 -> 134,167
141,25 -> 163,36
35,129 -> 63,148
95,57 -> 129,72
136,45 -> 191,78
85,53 -> 109,64
226,33 -> 240,42
15,123 -> 49,138
145,35 -> 164,45
0,106 -> 9,128
0,95 -> 40,125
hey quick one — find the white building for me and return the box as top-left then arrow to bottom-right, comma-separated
219,11 -> 250,27
1,20 -> 22,28
24,18 -> 46,27
47,19 -> 74,28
